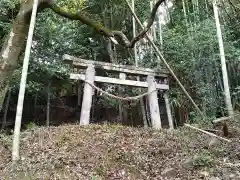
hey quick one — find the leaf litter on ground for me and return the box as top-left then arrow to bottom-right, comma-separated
0,122 -> 240,180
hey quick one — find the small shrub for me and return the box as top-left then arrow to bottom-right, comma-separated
92,175 -> 103,180
0,133 -> 12,148
25,121 -> 37,130
193,151 -> 214,167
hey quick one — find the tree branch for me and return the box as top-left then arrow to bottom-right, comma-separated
127,0 -> 165,47
48,2 -> 114,37
47,0 -> 165,48
227,0 -> 240,11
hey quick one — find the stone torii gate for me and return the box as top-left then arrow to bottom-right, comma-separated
63,54 -> 174,130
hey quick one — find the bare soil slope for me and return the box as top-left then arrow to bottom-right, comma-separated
0,122 -> 240,180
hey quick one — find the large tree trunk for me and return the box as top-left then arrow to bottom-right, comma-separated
0,0 -> 48,109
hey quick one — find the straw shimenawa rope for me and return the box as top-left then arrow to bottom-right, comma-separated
76,74 -> 161,101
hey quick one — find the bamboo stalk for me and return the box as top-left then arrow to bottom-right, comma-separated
12,0 -> 38,162
184,124 -> 231,142
132,0 -> 148,127
213,0 -> 234,117
212,113 -> 240,123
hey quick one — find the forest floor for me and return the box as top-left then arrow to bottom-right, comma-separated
0,120 -> 240,180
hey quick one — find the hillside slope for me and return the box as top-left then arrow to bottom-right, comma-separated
0,122 -> 240,180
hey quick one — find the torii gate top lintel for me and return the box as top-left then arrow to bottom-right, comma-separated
63,54 -> 170,90
63,54 -> 169,78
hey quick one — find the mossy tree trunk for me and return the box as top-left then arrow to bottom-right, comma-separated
0,0 -> 48,109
